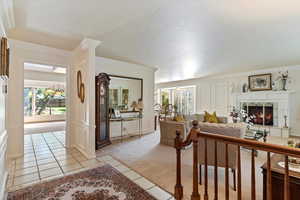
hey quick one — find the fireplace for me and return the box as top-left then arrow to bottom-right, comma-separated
238,91 -> 292,129
243,103 -> 274,126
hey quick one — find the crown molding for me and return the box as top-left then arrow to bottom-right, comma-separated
80,38 -> 102,50
96,56 -> 158,72
9,39 -> 72,57
156,65 -> 300,84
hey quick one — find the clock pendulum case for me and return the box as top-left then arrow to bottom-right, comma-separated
95,73 -> 111,149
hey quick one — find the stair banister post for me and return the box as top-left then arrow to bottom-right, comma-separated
191,120 -> 201,200
174,130 -> 183,200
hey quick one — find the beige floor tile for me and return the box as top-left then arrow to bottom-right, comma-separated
16,156 -> 36,164
114,164 -> 130,173
147,186 -> 172,200
61,163 -> 82,173
34,150 -> 52,156
23,149 -> 34,154
23,145 -> 33,150
15,166 -> 38,177
41,174 -> 64,182
58,158 -> 78,166
38,162 -> 60,171
36,154 -> 54,160
13,172 -> 39,186
39,168 -> 63,179
8,180 -> 41,192
54,154 -> 74,161
74,155 -> 88,162
123,170 -> 141,181
23,152 -> 35,158
50,146 -> 64,150
37,158 -> 57,165
79,159 -> 100,168
34,148 -> 51,154
134,177 -> 155,190
51,149 -> 67,155
104,159 -> 121,167
15,161 -> 36,170
97,155 -> 113,162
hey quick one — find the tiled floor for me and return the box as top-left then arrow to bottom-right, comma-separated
7,131 -> 173,200
24,121 -> 66,134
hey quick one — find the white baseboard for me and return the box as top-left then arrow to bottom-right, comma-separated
73,144 -> 96,159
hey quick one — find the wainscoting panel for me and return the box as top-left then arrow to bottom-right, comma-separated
197,81 -> 231,117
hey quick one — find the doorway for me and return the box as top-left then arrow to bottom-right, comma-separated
23,62 -> 67,145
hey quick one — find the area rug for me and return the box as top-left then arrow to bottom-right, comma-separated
8,164 -> 157,200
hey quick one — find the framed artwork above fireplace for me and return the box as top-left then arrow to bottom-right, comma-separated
248,73 -> 272,91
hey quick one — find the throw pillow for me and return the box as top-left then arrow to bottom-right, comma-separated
204,111 -> 210,122
203,111 -> 219,123
174,115 -> 185,122
208,112 -> 219,123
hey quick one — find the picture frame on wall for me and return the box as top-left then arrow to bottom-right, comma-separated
248,73 -> 272,91
0,37 -> 9,79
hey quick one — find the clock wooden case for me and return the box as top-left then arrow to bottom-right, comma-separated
95,73 -> 111,150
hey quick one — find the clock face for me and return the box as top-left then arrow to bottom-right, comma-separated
100,84 -> 105,96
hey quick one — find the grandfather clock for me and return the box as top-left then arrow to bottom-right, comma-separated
95,73 -> 111,150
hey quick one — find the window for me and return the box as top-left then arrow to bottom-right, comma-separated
157,86 -> 196,115
24,87 -> 66,116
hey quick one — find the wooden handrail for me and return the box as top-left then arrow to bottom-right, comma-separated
177,122 -> 300,157
174,120 -> 298,200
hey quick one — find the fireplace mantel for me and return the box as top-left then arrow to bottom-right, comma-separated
237,90 -> 295,102
237,90 -> 295,128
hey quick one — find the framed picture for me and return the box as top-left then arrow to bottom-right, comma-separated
248,73 -> 272,91
114,109 -> 121,118
0,37 -> 9,79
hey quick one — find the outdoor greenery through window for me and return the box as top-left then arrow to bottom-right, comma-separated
159,86 -> 196,115
24,87 -> 66,116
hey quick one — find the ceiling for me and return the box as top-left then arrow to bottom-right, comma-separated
8,0 -> 300,83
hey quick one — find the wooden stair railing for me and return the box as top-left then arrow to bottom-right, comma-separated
174,120 -> 300,200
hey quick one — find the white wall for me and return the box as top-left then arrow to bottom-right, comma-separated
95,57 -> 156,137
24,70 -> 66,83
0,1 -> 8,198
156,66 -> 300,136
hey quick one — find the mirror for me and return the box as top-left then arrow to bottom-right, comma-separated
108,75 -> 143,113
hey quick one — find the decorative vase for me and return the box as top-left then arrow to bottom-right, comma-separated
232,118 -> 238,123
282,78 -> 287,91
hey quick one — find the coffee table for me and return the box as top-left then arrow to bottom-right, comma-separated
243,129 -> 268,156
244,128 -> 268,142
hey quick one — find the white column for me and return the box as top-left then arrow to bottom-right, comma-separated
68,38 -> 101,159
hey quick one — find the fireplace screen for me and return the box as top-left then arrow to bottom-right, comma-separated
243,103 -> 274,126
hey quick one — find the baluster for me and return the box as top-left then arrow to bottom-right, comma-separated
237,145 -> 241,200
204,138 -> 208,200
214,141 -> 218,200
251,149 -> 256,200
191,139 -> 201,200
284,155 -> 290,200
267,152 -> 272,200
225,143 -> 229,200
174,131 -> 183,200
